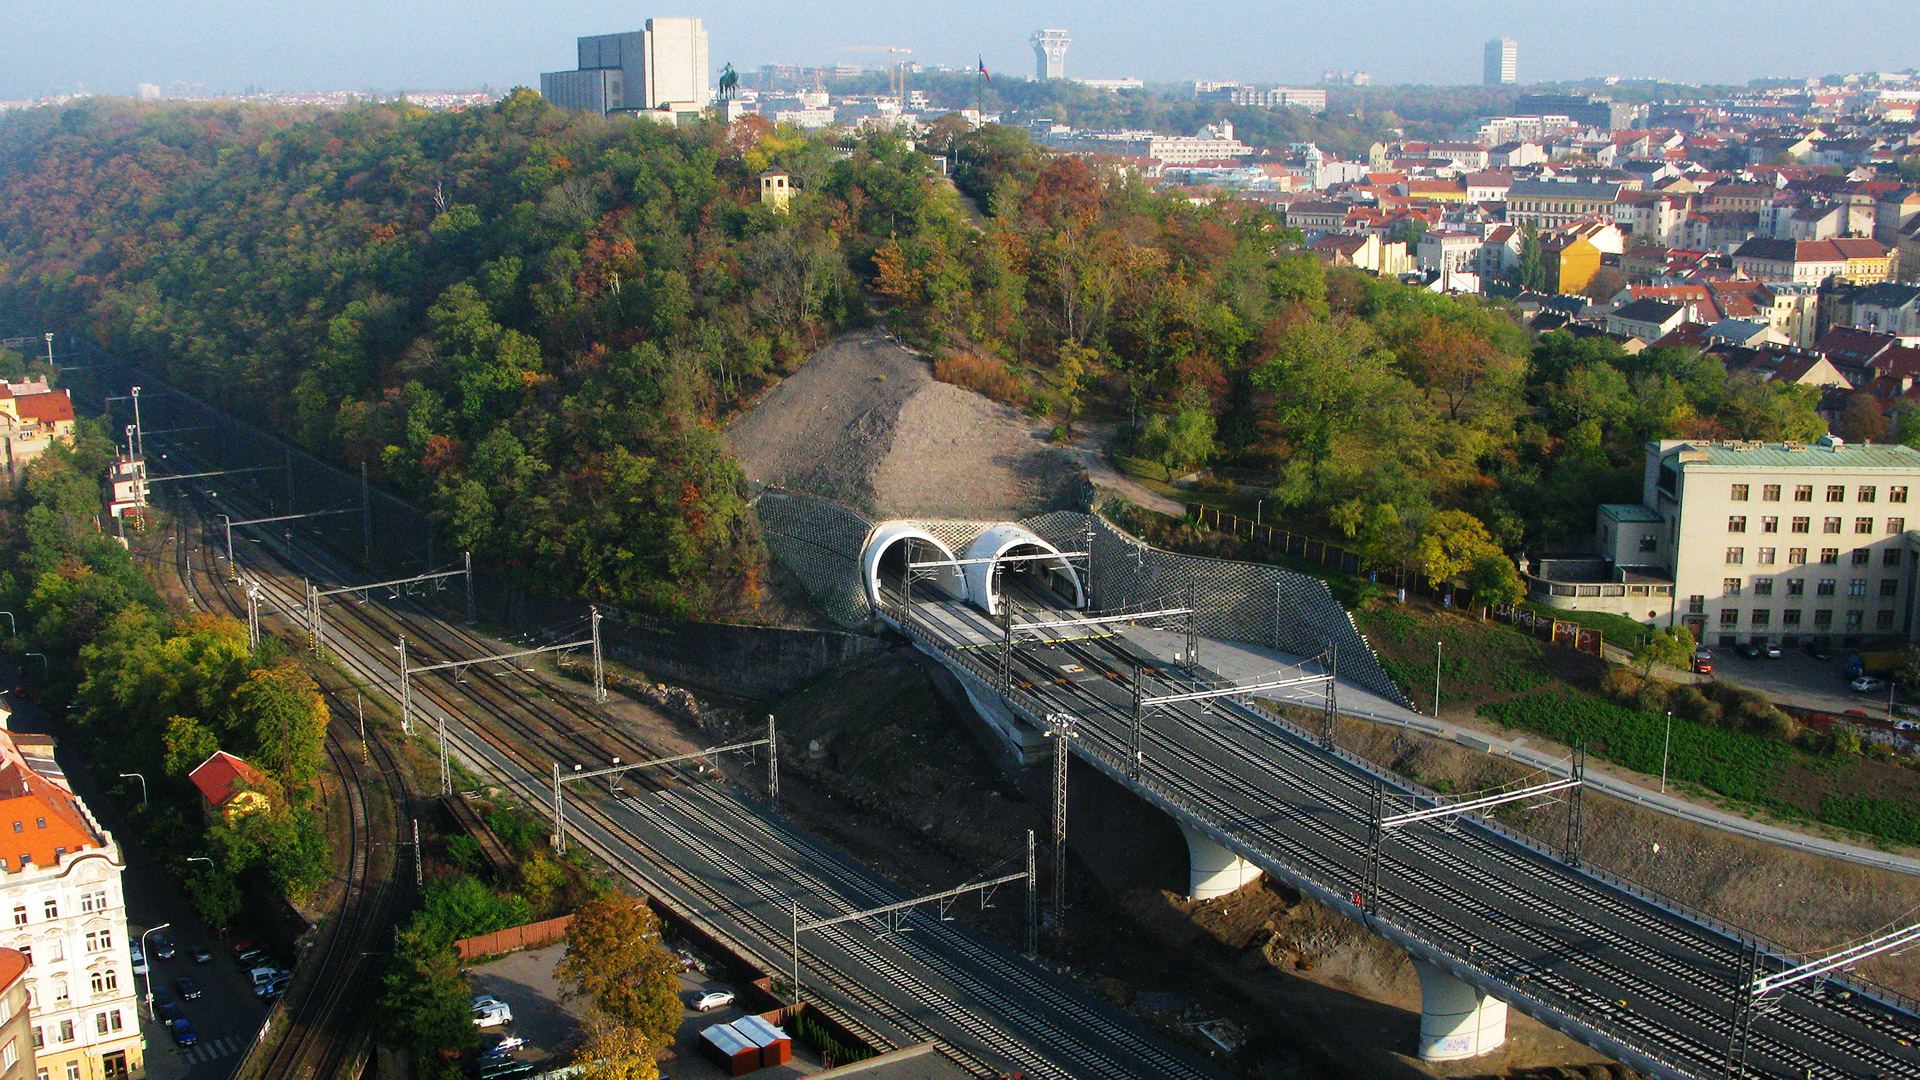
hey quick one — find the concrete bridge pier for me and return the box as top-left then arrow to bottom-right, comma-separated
1413,960 -> 1508,1061
1177,821 -> 1262,900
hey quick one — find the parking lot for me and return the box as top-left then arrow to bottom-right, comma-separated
464,942 -> 822,1079
1703,645 -> 1904,719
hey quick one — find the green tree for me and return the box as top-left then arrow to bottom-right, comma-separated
1134,407 -> 1217,480
1464,552 -> 1525,607
379,925 -> 476,1073
162,717 -> 220,776
558,897 -> 682,1046
1415,509 -> 1504,587
574,1012 -> 663,1080
1631,625 -> 1697,677
232,664 -> 328,789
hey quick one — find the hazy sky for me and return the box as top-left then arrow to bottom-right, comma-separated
3,1 -> 1917,100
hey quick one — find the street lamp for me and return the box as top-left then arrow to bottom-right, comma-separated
0,611 -> 13,636
184,857 -> 213,870
118,773 -> 147,806
43,333 -> 53,369
23,653 -> 47,678
139,923 -> 172,1021
1660,712 -> 1672,794
1434,641 -> 1443,718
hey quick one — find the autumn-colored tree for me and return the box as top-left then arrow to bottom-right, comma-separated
558,897 -> 682,1047
573,1012 -> 663,1080
1397,315 -> 1522,422
1415,510 -> 1505,588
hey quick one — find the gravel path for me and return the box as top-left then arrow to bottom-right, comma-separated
726,330 -> 1078,520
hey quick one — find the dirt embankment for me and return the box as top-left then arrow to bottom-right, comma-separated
724,329 -> 1080,520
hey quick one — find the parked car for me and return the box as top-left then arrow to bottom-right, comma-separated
158,1002 -> 184,1024
1740,643 -> 1762,659
1691,651 -> 1714,675
1805,642 -> 1834,661
150,932 -> 177,960
230,939 -> 266,964
1850,676 -> 1889,693
1895,720 -> 1919,732
174,975 -> 202,1001
129,944 -> 148,978
1762,642 -> 1782,658
189,945 -> 214,964
472,1000 -> 513,1028
688,989 -> 735,1012
257,975 -> 291,1000
169,1017 -> 198,1048
674,949 -> 699,972
249,965 -> 290,988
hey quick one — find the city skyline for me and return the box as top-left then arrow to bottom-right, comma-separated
3,0 -> 1919,101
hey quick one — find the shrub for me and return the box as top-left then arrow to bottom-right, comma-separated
933,349 -> 1027,407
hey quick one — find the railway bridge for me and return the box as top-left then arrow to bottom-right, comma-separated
756,491 -> 1920,1080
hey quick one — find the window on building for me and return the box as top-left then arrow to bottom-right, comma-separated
52,978 -> 66,1004
1724,578 -> 1743,595
1639,534 -> 1657,552
1882,578 -> 1901,598
1818,579 -> 1837,596
1846,610 -> 1865,631
1853,549 -> 1872,565
1878,609 -> 1897,630
1892,486 -> 1908,504
11,907 -> 24,927
1752,609 -> 1772,628
1783,609 -> 1802,626
1795,485 -> 1814,502
1857,517 -> 1875,534
1763,484 -> 1781,501
1762,516 -> 1779,533
1859,486 -> 1877,503
1729,516 -> 1747,533
1731,483 -> 1749,501
1758,548 -> 1776,565
1887,548 -> 1903,566
1754,578 -> 1774,595
57,1020 -> 71,1044
1815,607 -> 1835,628
1850,578 -> 1869,598
1787,578 -> 1806,596
47,938 -> 60,962
66,1062 -> 78,1080
1720,609 -> 1740,627
78,891 -> 105,914
29,1028 -> 39,1051
1727,548 -> 1744,564
41,899 -> 54,920
89,969 -> 117,995
1789,548 -> 1808,565
1828,485 -> 1846,502
102,1051 -> 127,1080
1821,548 -> 1840,564
1688,595 -> 1705,614
95,1010 -> 122,1035
1792,516 -> 1811,533
1824,517 -> 1842,533
83,929 -> 111,953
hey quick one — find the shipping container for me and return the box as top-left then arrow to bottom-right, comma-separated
732,1014 -> 793,1066
700,1022 -> 760,1077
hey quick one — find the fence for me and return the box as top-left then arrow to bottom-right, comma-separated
455,915 -> 573,961
1489,602 -> 1606,655
1184,504 -> 1365,576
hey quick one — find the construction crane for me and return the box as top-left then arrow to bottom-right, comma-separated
837,46 -> 912,104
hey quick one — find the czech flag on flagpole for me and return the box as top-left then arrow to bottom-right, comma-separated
978,56 -> 991,83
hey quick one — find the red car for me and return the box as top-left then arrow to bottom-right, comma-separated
1691,651 -> 1714,675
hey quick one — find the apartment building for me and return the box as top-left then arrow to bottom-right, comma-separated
0,949 -> 32,1080
0,725 -> 142,1080
1597,438 -> 1920,648
1505,179 -> 1626,230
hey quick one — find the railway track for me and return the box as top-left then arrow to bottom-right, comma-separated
880,578 -> 1920,1080
155,465 -> 1230,1079
172,506 -> 414,1080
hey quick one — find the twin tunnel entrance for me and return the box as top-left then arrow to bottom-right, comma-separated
862,521 -> 1084,618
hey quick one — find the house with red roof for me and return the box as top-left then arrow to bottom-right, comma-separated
0,381 -> 75,476
188,751 -> 271,822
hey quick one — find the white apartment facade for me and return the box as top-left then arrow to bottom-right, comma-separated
1598,439 -> 1920,648
0,727 -> 142,1080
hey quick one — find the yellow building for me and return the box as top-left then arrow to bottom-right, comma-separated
187,752 -> 270,822
1833,238 -> 1897,284
759,170 -> 792,213
1544,232 -> 1603,295
0,382 -> 75,477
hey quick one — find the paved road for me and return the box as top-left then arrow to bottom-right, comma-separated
899,591 -> 1920,1080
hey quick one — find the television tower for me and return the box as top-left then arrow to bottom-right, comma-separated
1032,29 -> 1070,81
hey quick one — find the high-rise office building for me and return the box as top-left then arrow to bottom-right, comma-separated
1483,37 -> 1517,86
1032,29 -> 1070,81
541,17 -> 710,115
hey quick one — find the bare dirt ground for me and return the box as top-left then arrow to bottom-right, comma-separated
725,329 -> 1079,520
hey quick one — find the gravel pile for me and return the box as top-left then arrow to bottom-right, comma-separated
726,330 -> 1078,520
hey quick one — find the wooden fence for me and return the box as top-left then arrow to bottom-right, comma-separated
455,915 -> 573,960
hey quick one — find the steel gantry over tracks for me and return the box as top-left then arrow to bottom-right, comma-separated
308,552 -> 475,654
550,718 -> 777,855
399,607 -> 606,794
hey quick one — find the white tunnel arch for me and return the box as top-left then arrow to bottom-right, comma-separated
862,522 -> 968,615
963,524 -> 1086,616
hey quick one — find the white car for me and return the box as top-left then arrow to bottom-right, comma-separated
129,944 -> 148,978
689,990 -> 735,1012
473,1001 -> 513,1028
1850,676 -> 1889,693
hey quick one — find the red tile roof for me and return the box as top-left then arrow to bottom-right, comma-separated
188,751 -> 267,809
14,388 -> 73,425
